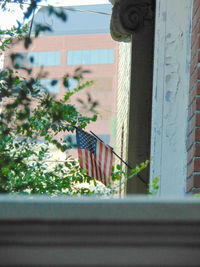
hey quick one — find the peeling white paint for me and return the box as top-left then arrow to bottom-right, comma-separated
150,0 -> 193,196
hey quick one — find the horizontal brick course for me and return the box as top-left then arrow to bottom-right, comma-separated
195,128 -> 200,140
188,116 -> 195,136
187,130 -> 195,150
187,128 -> 200,150
191,22 -> 200,47
190,66 -> 200,89
196,97 -> 200,110
188,97 -> 200,119
187,113 -> 200,136
196,113 -> 200,125
194,158 -> 200,171
187,158 -> 200,178
188,142 -> 200,163
190,50 -> 200,75
186,174 -> 200,192
187,145 -> 194,164
189,82 -> 200,104
193,0 -> 200,16
192,2 -> 200,30
187,161 -> 194,178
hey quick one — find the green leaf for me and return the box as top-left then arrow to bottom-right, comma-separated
35,25 -> 52,38
52,124 -> 57,131
116,164 -> 121,170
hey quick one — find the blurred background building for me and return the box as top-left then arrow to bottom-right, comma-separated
4,3 -> 119,159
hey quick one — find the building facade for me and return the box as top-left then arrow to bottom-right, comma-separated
109,0 -> 200,195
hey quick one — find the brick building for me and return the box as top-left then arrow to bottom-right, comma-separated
4,4 -> 119,158
110,0 -> 200,195
187,0 -> 200,193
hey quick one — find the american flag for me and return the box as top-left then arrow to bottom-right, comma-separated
76,128 -> 113,186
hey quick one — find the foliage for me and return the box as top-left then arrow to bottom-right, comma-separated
0,66 -> 98,194
148,176 -> 160,195
0,0 -> 98,195
107,160 -> 150,195
0,0 -> 149,196
0,24 -> 29,52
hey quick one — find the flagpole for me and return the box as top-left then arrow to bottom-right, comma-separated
28,5 -> 36,38
90,131 -> 148,187
119,126 -> 124,196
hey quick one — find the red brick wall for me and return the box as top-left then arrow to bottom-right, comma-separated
187,0 -> 200,193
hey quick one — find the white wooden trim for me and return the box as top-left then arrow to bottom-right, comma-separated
150,0 -> 193,196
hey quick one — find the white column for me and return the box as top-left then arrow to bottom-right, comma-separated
150,0 -> 193,196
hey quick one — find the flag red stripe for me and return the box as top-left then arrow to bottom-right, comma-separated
108,149 -> 113,179
98,141 -> 103,183
85,149 -> 89,175
103,146 -> 109,186
90,152 -> 94,178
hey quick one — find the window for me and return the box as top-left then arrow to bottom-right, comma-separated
67,49 -> 114,65
28,51 -> 60,67
39,79 -> 59,94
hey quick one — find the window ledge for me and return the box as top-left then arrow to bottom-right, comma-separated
1,196 -> 200,266
0,195 -> 200,221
